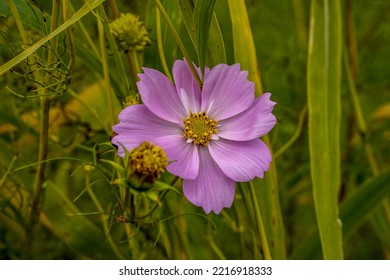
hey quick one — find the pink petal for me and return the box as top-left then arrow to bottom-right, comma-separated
183,147 -> 236,214
218,93 -> 277,141
209,138 -> 272,181
112,104 -> 181,157
172,59 -> 202,114
154,135 -> 199,180
137,68 -> 186,124
201,64 -> 254,120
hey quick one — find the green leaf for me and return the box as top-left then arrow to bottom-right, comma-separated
292,170 -> 390,259
341,171 -> 390,239
227,0 -> 263,94
178,0 -> 196,43
179,0 -> 225,68
152,180 -> 181,195
227,0 -> 286,259
307,0 -> 343,259
193,0 -> 217,77
205,13 -> 226,66
99,159 -> 126,177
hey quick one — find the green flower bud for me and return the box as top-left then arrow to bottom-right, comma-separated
109,13 -> 151,52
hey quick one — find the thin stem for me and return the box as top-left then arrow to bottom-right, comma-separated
97,15 -> 115,127
152,0 -> 202,88
344,48 -> 390,227
0,157 -> 17,189
292,0 -> 307,51
67,89 -> 110,134
136,189 -> 169,220
346,0 -> 358,79
85,171 -> 125,259
97,6 -> 131,102
6,0 -> 39,80
63,0 -> 76,70
249,181 -> 272,260
107,0 -> 140,94
228,203 -> 245,259
108,0 -> 120,18
126,49 -> 141,87
156,8 -> 173,82
206,223 -> 226,260
274,105 -> 307,159
136,176 -> 179,220
343,50 -> 376,173
24,0 -> 61,258
68,2 -> 100,57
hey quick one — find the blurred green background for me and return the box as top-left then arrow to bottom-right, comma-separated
0,0 -> 389,260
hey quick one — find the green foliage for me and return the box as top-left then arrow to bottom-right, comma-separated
307,0 -> 343,259
0,0 -> 389,260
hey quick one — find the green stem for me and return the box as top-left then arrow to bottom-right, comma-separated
0,156 -> 17,189
126,49 -> 141,88
344,48 -> 381,176
108,0 -> 120,18
68,2 -> 100,57
24,0 -> 61,258
85,170 -> 125,259
344,49 -> 390,224
97,15 -> 115,127
152,0 -> 202,88
29,98 -> 50,218
206,223 -> 226,260
274,105 -> 307,159
232,202 -> 246,259
345,0 -> 390,229
156,8 -> 173,82
63,0 -> 75,70
249,181 -> 272,260
136,177 -> 179,220
292,0 -> 308,51
68,89 -> 110,134
6,0 -> 39,80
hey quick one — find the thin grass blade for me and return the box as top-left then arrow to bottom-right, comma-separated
0,0 -> 105,76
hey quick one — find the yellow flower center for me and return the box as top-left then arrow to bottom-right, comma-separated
182,112 -> 218,146
129,142 -> 168,179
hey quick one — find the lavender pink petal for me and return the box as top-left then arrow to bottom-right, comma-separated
154,135 -> 199,180
183,147 -> 236,214
201,63 -> 255,120
137,67 -> 187,124
172,59 -> 202,114
112,104 -> 181,157
218,93 -> 277,141
208,138 -> 272,181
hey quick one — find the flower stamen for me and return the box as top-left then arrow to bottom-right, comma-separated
182,112 -> 218,146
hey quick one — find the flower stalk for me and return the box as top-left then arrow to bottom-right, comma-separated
344,50 -> 390,224
97,14 -> 115,127
249,182 -> 272,260
24,0 -> 61,258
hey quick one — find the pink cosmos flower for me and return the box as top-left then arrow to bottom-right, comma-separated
112,59 -> 276,214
